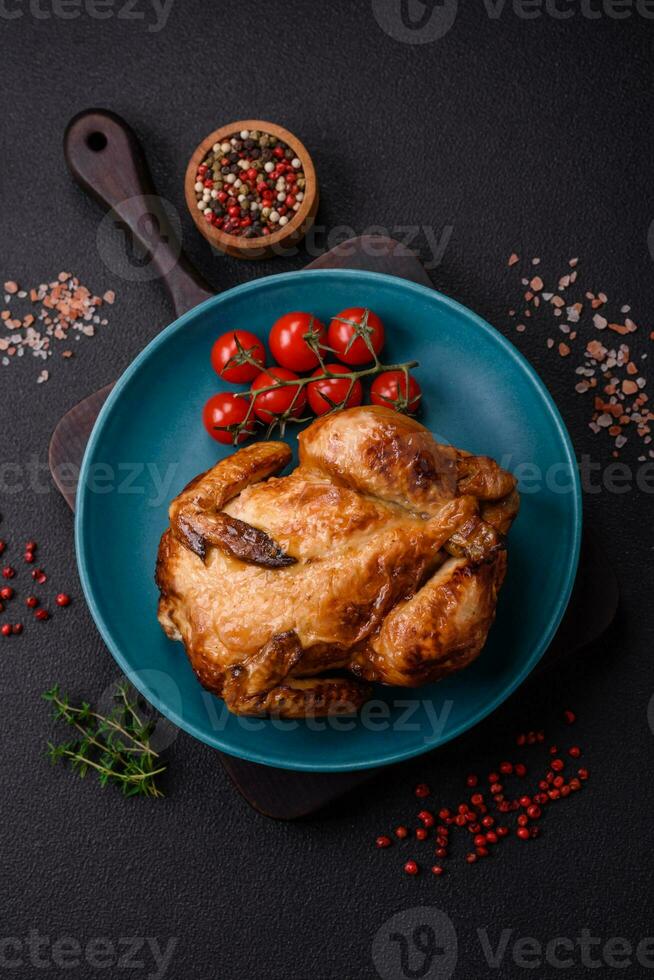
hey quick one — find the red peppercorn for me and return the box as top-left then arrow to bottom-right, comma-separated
551,758 -> 564,772
486,831 -> 498,845
431,865 -> 444,876
516,733 -> 526,746
530,825 -> 541,838
273,147 -> 285,159
470,793 -> 484,806
25,540 -> 37,551
548,789 -> 561,800
454,815 -> 466,827
25,596 -> 38,608
568,746 -> 581,758
490,783 -> 503,795
519,795 -> 532,808
435,847 -> 447,858
0,587 -> 13,600
497,826 -> 509,838
436,836 -> 448,848
24,551 -> 35,563
499,761 -> 513,775
517,814 -> 529,827
488,772 -> 499,783
466,774 -> 478,788
12,624 -> 22,635
569,778 -> 581,791
395,826 -> 408,839
1,624 -> 11,636
560,785 -> 571,797
376,835 -> 392,849
465,853 -> 477,864
438,809 -> 451,821
404,860 -> 419,876
564,709 -> 576,724
414,782 -> 430,799
578,768 -> 589,780
516,827 -> 530,841
514,763 -> 527,777
417,810 -> 434,828
553,775 -> 564,788
197,164 -> 207,176
35,609 -> 49,621
476,846 -> 489,858
436,826 -> 449,837
527,805 -> 541,820
416,828 -> 428,841
32,569 -> 46,583
481,815 -> 495,828
473,834 -> 487,848
2,567 -> 15,579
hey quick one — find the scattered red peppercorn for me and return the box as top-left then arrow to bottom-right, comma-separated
568,746 -> 581,758
486,831 -> 498,845
12,623 -> 22,635
516,733 -> 526,746
519,795 -> 532,808
578,768 -> 589,780
395,826 -> 409,840
24,551 -> 35,563
435,847 -> 447,858
497,826 -> 509,838
517,814 -> 529,827
376,835 -> 392,849
488,772 -> 499,783
2,567 -> 16,579
417,810 -> 435,827
1,624 -> 12,637
473,834 -> 487,848
551,758 -> 564,772
431,865 -> 444,876
476,846 -> 489,858
25,596 -> 38,608
35,609 -> 49,621
481,815 -> 495,828
404,860 -> 419,876
416,828 -> 428,841
25,540 -> 37,552
499,761 -> 513,775
31,568 -> 47,584
56,593 -> 71,607
514,763 -> 527,777
466,853 -> 477,864
414,782 -> 430,799
466,774 -> 478,787
0,587 -> 14,600
516,827 -> 530,840
564,709 -> 576,725
527,805 -> 541,820
470,793 -> 484,807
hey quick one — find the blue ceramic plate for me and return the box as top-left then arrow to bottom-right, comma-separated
76,269 -> 581,771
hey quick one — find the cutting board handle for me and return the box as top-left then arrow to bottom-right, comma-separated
64,108 -> 214,317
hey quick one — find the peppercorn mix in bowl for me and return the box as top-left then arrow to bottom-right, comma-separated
185,120 -> 318,260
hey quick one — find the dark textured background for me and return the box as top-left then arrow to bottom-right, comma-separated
1,2 -> 653,978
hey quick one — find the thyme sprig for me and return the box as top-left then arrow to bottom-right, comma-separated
43,683 -> 166,798
216,312 -> 419,444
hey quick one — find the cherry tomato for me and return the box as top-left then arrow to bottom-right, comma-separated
211,329 -> 266,383
370,371 -> 422,414
307,364 -> 363,416
203,393 -> 255,444
251,367 -> 307,423
269,311 -> 326,372
327,307 -> 385,366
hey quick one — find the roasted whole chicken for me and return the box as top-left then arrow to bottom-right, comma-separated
156,406 -> 519,717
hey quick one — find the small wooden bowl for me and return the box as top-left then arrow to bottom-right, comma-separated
185,120 -> 319,260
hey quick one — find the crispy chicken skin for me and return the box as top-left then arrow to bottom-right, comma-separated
156,406 -> 519,717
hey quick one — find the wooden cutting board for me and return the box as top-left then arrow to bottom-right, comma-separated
50,110 -> 618,818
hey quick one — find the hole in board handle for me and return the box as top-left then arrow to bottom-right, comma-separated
86,131 -> 108,152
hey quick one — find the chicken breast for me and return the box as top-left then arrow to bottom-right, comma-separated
156,406 -> 519,717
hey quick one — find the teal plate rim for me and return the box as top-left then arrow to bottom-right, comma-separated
75,269 -> 582,772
